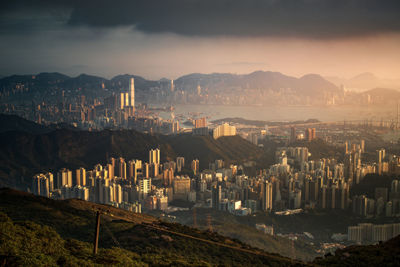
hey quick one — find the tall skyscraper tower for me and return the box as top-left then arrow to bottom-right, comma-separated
262,181 -> 273,211
212,185 -> 222,209
170,79 -> 175,92
129,78 -> 135,107
290,126 -> 296,143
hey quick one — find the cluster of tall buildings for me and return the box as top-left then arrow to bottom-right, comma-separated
348,223 -> 400,243
19,76 -> 183,134
115,77 -> 135,116
30,129 -> 400,239
352,180 -> 400,218
31,147 -> 208,212
31,140 -> 400,218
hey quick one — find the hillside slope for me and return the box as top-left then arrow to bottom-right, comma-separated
172,208 -> 320,261
313,234 -> 400,266
0,115 -> 262,188
0,114 -> 51,134
0,188 -> 299,266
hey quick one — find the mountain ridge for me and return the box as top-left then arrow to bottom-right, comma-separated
325,73 -> 400,91
0,114 -> 263,189
0,70 -> 338,93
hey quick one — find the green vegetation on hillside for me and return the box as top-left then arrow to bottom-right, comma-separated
313,235 -> 400,266
291,139 -> 343,161
172,208 -> 319,261
0,212 -> 143,266
0,119 -> 262,188
0,189 -> 298,266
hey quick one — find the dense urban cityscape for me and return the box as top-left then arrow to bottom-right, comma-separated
2,1 -> 400,266
1,70 -> 400,263
9,76 -> 397,251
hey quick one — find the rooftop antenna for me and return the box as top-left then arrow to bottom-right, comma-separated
193,207 -> 197,228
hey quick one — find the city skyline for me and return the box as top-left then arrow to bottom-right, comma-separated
1,1 -> 400,265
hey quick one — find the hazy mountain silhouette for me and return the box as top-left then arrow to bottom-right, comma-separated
326,73 -> 400,91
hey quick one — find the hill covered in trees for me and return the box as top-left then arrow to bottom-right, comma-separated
0,114 -> 262,189
314,234 -> 400,266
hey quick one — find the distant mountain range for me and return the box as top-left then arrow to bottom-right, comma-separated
1,70 -> 399,105
326,72 -> 400,92
0,72 -> 161,95
3,70 -> 397,94
175,71 -> 340,96
0,70 -> 340,96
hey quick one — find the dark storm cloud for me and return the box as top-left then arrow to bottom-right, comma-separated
1,0 -> 400,38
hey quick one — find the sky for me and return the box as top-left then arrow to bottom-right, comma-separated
1,0 -> 400,80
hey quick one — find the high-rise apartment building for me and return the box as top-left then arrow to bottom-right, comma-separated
139,178 -> 152,195
377,149 -> 385,163
119,93 -> 125,109
149,148 -> 160,165
377,149 -> 386,174
212,185 -> 222,209
176,157 -> 185,172
129,78 -> 135,108
75,167 -> 86,186
290,127 -> 296,143
128,160 -> 138,183
305,128 -> 316,142
32,172 -> 53,197
191,159 -> 199,175
213,123 -> 236,139
116,157 -> 127,179
173,176 -> 191,200
194,117 -> 207,128
262,181 -> 273,211
57,168 -> 72,188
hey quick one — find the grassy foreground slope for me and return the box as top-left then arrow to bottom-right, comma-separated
0,188 -> 300,266
172,208 -> 319,261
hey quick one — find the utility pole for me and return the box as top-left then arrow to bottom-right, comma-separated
206,214 -> 212,231
193,207 -> 197,228
93,211 -> 101,255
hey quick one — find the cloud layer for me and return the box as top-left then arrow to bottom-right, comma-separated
1,0 -> 400,38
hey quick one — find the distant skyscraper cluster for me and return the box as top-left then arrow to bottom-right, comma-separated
117,77 -> 135,116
